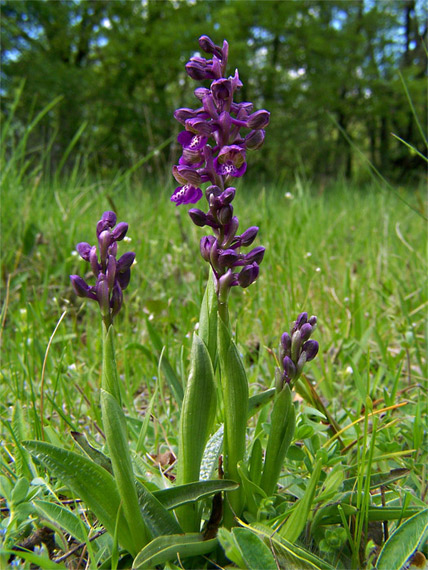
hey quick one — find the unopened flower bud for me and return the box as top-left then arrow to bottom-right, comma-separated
89,246 -> 99,276
117,252 -> 135,272
302,340 -> 319,362
70,275 -> 93,298
283,356 -> 297,382
76,242 -> 92,261
239,226 -> 259,247
200,235 -> 216,262
281,332 -> 291,357
247,110 -> 270,129
245,129 -> 265,150
199,35 -> 223,58
220,187 -> 236,205
245,246 -> 265,265
111,222 -> 128,242
189,208 -> 207,227
218,205 -> 233,225
238,262 -> 259,288
292,312 -> 308,334
300,323 -> 313,342
309,315 -> 317,328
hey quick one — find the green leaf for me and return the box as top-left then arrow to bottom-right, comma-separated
177,333 -> 217,486
153,479 -> 238,510
260,385 -> 295,496
376,508 -> 428,570
218,528 -> 246,568
23,440 -> 135,555
100,388 -> 148,551
71,431 -> 112,472
176,333 -> 217,531
247,388 -> 276,419
232,527 -> 277,570
132,534 -> 217,570
217,314 -> 249,523
34,500 -> 89,543
11,477 -> 30,505
280,456 -> 323,542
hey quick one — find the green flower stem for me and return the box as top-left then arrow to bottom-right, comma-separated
101,326 -> 149,553
217,304 -> 249,527
260,384 -> 296,497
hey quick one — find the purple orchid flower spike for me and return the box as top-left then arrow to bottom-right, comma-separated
171,34 -> 270,301
277,313 -> 319,389
70,211 -> 135,328
171,35 -> 269,205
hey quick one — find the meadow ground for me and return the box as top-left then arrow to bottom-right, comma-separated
1,175 -> 427,568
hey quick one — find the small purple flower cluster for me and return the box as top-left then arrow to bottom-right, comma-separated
171,35 -> 269,206
70,211 -> 135,327
279,312 -> 319,387
171,35 -> 269,299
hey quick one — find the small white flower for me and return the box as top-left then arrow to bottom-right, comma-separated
68,363 -> 77,371
20,308 -> 27,316
71,250 -> 78,257
123,236 -> 132,242
284,192 -> 294,199
346,366 -> 353,374
305,252 -> 312,258
315,267 -> 321,273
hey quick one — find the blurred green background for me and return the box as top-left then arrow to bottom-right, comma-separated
1,0 -> 427,184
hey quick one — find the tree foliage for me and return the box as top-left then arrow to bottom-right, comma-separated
1,0 -> 426,182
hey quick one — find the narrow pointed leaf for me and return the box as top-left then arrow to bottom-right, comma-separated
132,534 -> 217,570
34,500 -> 89,543
153,479 -> 238,510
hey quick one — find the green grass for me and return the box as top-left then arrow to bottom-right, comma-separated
1,172 -> 427,568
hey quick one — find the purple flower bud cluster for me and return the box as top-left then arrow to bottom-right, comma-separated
171,34 -> 270,206
278,312 -> 319,388
70,211 -> 135,327
189,185 -> 265,301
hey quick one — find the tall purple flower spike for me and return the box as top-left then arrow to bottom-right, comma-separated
70,211 -> 135,327
171,34 -> 269,206
278,312 -> 319,388
172,35 -> 270,300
